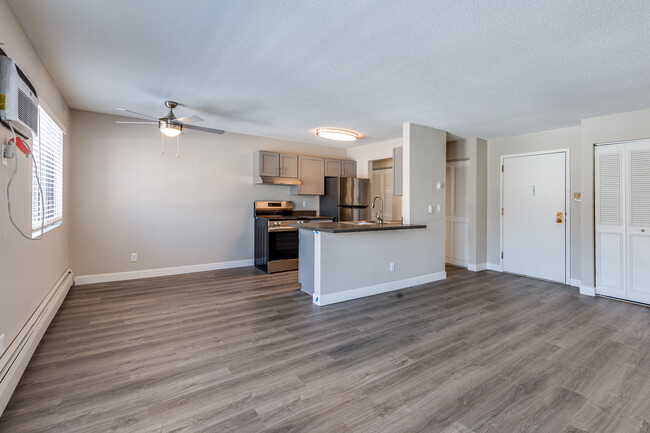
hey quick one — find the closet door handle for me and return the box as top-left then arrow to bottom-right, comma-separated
642,229 -> 646,233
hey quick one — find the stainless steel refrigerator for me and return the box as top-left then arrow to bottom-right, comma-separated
320,177 -> 370,221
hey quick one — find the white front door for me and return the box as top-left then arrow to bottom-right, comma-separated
502,152 -> 567,283
446,160 -> 469,267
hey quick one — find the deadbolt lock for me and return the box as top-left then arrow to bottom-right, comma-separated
556,212 -> 564,224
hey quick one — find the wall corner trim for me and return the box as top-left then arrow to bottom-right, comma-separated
315,271 -> 446,306
467,263 -> 488,272
74,259 -> 254,285
0,268 -> 74,416
579,285 -> 596,297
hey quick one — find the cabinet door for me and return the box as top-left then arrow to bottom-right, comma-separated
342,160 -> 357,177
324,159 -> 342,177
279,154 -> 298,178
393,147 -> 403,196
296,156 -> 325,195
257,151 -> 279,176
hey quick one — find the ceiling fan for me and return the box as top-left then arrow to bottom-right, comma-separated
115,101 -> 225,137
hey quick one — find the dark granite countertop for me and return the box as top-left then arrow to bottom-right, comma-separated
288,221 -> 427,233
256,215 -> 335,220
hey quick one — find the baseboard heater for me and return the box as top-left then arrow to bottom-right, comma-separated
0,268 -> 74,416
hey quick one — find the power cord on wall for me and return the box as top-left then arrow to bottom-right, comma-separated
6,123 -> 44,240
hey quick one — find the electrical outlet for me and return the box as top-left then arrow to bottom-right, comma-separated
302,201 -> 307,208
0,334 -> 4,355
428,205 -> 433,214
389,262 -> 395,272
130,253 -> 138,262
1,142 -> 7,166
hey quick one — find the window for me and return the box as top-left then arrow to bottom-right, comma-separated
32,106 -> 64,234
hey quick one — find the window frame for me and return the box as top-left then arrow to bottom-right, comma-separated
31,105 -> 64,236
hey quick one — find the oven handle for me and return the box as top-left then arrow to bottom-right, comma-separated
268,227 -> 299,232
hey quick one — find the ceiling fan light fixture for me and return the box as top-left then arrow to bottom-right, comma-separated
159,119 -> 182,137
315,127 -> 359,142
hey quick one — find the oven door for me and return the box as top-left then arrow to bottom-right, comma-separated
267,229 -> 299,272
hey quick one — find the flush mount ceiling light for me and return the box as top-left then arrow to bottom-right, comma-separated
158,119 -> 183,137
315,127 -> 360,142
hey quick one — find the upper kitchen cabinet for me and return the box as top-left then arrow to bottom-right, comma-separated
324,159 -> 357,177
325,159 -> 342,177
255,150 -> 280,176
254,151 -> 298,181
342,160 -> 357,177
292,156 -> 325,195
279,153 -> 298,178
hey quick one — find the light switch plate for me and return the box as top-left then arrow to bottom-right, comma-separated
428,205 -> 433,214
527,185 -> 536,196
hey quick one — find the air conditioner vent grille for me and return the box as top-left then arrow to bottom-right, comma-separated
18,89 -> 38,134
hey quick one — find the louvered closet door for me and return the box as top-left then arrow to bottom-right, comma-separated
445,165 -> 453,263
595,144 -> 626,299
626,141 -> 650,303
445,160 -> 469,267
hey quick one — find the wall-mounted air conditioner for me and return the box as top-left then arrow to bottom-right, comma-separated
0,55 -> 39,138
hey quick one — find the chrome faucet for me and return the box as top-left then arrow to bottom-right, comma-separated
372,195 -> 384,224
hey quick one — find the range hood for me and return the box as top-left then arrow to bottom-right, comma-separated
254,176 -> 302,186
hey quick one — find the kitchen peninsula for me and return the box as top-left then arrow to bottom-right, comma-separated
291,221 -> 444,306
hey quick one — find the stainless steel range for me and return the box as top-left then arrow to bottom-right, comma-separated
254,201 -> 332,273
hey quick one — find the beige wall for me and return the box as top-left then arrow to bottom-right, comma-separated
403,122 -> 447,273
0,0 -> 70,355
346,137 -> 401,178
486,126 -> 582,280
68,110 -> 347,277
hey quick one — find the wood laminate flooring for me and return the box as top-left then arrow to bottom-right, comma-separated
1,266 -> 650,432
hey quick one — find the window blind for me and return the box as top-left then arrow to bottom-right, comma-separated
32,106 -> 64,231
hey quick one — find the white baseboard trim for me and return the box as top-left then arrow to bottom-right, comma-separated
315,271 -> 447,306
570,279 -> 582,288
75,259 -> 254,285
467,263 -> 488,272
1,268 -> 74,416
580,285 -> 596,297
487,263 -> 502,272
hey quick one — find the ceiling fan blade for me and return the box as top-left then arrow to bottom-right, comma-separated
116,121 -> 157,124
183,124 -> 225,135
174,115 -> 203,124
116,107 -> 159,120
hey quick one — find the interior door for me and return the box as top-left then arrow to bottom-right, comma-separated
595,144 -> 626,298
502,152 -> 566,283
626,142 -> 650,303
446,160 -> 469,267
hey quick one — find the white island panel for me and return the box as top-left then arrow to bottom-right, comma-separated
299,228 -> 444,305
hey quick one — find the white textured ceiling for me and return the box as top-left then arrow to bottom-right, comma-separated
6,0 -> 650,146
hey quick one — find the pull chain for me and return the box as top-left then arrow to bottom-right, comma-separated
161,133 -> 164,155
176,135 -> 180,158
